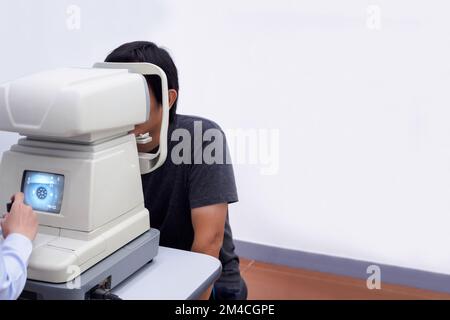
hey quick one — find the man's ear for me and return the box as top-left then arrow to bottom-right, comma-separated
168,89 -> 178,109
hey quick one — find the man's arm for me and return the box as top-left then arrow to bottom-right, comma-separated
191,203 -> 228,300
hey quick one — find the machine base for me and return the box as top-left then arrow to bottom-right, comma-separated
20,228 -> 160,300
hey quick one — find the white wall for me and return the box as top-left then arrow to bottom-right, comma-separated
1,0 -> 450,274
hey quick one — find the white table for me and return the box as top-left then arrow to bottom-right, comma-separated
112,246 -> 222,300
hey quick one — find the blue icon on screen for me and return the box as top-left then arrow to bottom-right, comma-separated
21,171 -> 65,214
36,186 -> 48,200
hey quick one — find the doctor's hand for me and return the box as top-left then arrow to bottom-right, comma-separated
1,192 -> 38,241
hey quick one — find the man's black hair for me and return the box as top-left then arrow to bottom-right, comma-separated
105,41 -> 179,122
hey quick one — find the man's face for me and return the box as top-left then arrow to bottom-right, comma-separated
130,87 -> 163,152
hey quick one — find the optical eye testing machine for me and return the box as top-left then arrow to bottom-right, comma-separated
0,62 -> 170,299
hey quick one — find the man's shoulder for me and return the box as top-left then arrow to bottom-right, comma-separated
173,114 -> 223,133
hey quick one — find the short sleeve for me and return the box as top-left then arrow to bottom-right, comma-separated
188,121 -> 238,209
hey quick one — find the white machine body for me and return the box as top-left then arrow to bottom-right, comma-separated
0,65 -> 167,283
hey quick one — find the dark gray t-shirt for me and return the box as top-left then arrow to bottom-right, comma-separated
141,114 -> 242,286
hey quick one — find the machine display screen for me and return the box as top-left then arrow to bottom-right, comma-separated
21,171 -> 65,214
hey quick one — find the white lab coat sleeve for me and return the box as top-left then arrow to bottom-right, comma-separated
0,233 -> 33,300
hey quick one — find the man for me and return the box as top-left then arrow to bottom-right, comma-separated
0,192 -> 38,300
105,41 -> 247,300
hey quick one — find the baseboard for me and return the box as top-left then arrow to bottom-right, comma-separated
234,240 -> 450,295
